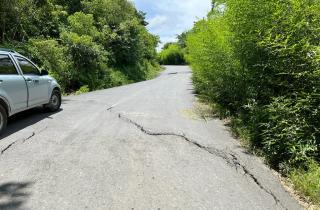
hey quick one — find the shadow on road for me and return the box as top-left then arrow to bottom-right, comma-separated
0,182 -> 32,210
1,107 -> 62,139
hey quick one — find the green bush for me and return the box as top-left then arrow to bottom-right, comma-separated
61,31 -> 109,91
262,95 -> 320,169
186,0 -> 320,170
158,44 -> 186,65
186,17 -> 247,114
26,39 -> 71,92
109,70 -> 132,87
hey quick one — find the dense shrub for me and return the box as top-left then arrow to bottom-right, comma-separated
186,0 -> 320,170
109,70 -> 132,87
262,95 -> 320,168
26,39 -> 72,91
186,17 -> 247,114
158,44 -> 186,65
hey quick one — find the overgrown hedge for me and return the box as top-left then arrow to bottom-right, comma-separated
158,43 -> 186,65
186,0 -> 320,170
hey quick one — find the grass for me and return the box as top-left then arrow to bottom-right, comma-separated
180,100 -> 217,121
75,85 -> 90,95
290,162 -> 320,207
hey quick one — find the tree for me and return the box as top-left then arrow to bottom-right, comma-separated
177,31 -> 189,49
53,0 -> 82,14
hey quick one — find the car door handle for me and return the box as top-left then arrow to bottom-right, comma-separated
0,80 -> 3,84
26,78 -> 32,82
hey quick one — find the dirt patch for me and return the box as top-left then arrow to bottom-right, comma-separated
181,101 -> 217,121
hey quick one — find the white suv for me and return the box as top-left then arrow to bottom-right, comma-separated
0,49 -> 61,134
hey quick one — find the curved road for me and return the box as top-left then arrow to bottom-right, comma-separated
0,66 -> 301,209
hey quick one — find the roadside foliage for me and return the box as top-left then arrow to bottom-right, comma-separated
186,0 -> 320,204
158,43 -> 186,65
0,0 -> 160,93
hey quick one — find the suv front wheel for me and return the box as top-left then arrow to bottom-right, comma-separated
0,105 -> 8,135
45,90 -> 61,112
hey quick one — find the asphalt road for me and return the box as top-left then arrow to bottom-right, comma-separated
0,66 -> 301,210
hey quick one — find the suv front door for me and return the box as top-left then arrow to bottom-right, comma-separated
14,56 -> 50,107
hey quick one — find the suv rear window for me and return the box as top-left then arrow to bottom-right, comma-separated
0,54 -> 18,75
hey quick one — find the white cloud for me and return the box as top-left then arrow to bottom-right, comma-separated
133,0 -> 212,48
148,15 -> 168,29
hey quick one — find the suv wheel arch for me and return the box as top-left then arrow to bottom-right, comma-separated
0,98 -> 10,116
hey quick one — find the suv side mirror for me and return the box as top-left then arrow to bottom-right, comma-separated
41,70 -> 49,76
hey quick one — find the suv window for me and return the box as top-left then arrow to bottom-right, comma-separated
0,54 -> 18,75
15,56 -> 40,75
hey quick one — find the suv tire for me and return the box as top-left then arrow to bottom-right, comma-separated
0,105 -> 8,135
45,90 -> 61,112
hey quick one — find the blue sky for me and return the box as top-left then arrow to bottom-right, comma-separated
132,0 -> 212,49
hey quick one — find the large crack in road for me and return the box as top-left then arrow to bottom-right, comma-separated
116,112 -> 288,210
1,127 -> 47,155
1,132 -> 35,155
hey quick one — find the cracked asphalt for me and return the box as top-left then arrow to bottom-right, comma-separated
0,66 -> 302,210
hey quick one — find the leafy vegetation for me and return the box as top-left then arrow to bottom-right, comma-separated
186,0 -> 320,204
290,161 -> 320,205
158,43 -> 186,65
75,85 -> 90,95
0,0 -> 160,93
